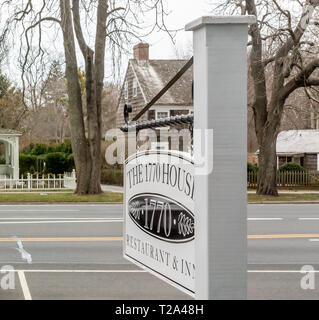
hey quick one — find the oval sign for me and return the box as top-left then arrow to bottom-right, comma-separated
128,194 -> 194,243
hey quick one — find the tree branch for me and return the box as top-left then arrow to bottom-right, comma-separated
246,0 -> 268,137
280,58 -> 319,100
72,0 -> 93,58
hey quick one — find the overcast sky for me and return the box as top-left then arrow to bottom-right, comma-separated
136,0 -> 211,60
112,0 -> 212,82
2,0 -> 212,85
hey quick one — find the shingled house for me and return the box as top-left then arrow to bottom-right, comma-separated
116,43 -> 193,150
275,130 -> 319,171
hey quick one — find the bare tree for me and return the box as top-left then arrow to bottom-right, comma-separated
101,83 -> 120,132
0,11 -> 9,69
172,38 -> 193,59
215,0 -> 319,196
3,0 -> 172,194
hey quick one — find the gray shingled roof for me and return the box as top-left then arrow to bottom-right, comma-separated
277,130 -> 319,154
130,59 -> 193,106
0,129 -> 22,136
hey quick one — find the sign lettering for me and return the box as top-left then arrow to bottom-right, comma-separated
124,151 -> 195,295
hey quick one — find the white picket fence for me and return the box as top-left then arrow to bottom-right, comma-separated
0,170 -> 76,190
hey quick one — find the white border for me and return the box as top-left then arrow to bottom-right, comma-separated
123,150 -> 194,297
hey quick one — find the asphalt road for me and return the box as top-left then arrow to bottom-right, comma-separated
1,204 -> 319,299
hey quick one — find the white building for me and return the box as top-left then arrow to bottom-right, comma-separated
0,129 -> 21,179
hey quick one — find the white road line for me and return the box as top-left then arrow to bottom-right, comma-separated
248,270 -> 319,273
3,269 -> 146,273
0,220 -> 123,224
0,204 -> 122,207
299,218 -> 319,220
0,210 -> 80,212
0,217 -> 122,220
247,218 -> 283,221
309,239 -> 319,242
17,271 -> 32,300
2,269 -> 316,274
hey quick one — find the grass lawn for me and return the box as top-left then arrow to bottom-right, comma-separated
0,189 -> 74,193
248,193 -> 319,203
0,191 -> 123,203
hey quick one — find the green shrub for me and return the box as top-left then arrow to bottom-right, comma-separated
22,142 -> 34,155
247,163 -> 259,173
55,142 -> 65,153
21,141 -> 75,174
32,143 -> 48,155
101,169 -> 123,186
64,140 -> 73,154
47,142 -> 55,153
279,162 -> 306,172
44,152 -> 75,174
22,141 -> 73,155
19,154 -> 38,175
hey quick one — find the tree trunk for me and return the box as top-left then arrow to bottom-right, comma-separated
60,0 -> 91,195
66,0 -> 106,195
255,98 -> 283,196
85,0 -> 108,194
85,52 -> 102,194
257,131 -> 278,196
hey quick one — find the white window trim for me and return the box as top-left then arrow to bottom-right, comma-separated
150,106 -> 194,117
133,79 -> 138,97
156,111 -> 169,120
150,106 -> 194,130
155,111 -> 170,130
130,62 -> 147,103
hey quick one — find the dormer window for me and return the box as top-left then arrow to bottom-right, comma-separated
124,81 -> 128,100
133,79 -> 137,97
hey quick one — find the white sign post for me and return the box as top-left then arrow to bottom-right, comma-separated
186,16 -> 256,300
123,15 -> 255,300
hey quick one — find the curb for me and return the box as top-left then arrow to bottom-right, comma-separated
248,201 -> 319,204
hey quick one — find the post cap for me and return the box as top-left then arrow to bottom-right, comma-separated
185,15 -> 256,31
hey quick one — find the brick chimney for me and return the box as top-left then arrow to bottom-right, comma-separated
133,43 -> 149,61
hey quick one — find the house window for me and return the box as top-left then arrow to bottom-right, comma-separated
133,79 -> 137,97
155,111 -> 169,130
156,111 -> 169,120
293,156 -> 300,165
124,81 -> 128,100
